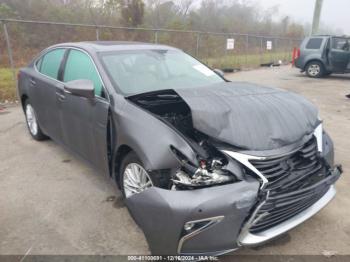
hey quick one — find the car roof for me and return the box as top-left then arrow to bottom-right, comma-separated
51,41 -> 180,53
308,35 -> 349,38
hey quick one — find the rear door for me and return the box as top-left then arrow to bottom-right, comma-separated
328,37 -> 350,72
59,48 -> 110,174
31,48 -> 67,142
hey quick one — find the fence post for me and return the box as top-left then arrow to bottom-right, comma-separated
2,21 -> 18,99
284,39 -> 288,61
96,27 -> 100,41
275,38 -> 278,62
154,31 -> 158,44
260,37 -> 263,65
224,35 -> 227,64
195,33 -> 200,58
245,34 -> 249,67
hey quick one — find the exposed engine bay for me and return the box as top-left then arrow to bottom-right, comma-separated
127,89 -> 237,190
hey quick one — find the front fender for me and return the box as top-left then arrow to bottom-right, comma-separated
113,99 -> 198,170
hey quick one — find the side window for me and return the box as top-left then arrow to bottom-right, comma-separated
40,49 -> 65,79
305,38 -> 323,49
63,49 -> 103,97
332,38 -> 350,51
36,57 -> 43,71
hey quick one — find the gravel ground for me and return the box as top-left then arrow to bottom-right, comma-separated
0,66 -> 349,257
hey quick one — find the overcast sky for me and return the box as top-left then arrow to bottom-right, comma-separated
258,0 -> 350,34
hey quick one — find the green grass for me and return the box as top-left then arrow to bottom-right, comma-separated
204,51 -> 292,69
0,68 -> 17,102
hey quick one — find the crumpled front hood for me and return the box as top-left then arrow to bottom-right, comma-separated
175,81 -> 320,151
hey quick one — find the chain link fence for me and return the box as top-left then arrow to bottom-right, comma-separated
0,19 -> 302,101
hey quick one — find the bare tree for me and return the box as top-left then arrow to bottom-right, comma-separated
174,0 -> 195,17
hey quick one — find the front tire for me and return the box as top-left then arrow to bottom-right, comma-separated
305,61 -> 324,78
24,100 -> 47,141
119,152 -> 154,198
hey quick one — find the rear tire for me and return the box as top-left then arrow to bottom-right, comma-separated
305,61 -> 324,78
24,100 -> 47,141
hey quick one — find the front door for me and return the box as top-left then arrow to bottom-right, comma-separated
328,37 -> 350,72
59,49 -> 110,174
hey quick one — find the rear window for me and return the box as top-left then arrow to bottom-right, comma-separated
305,38 -> 323,49
40,49 -> 66,79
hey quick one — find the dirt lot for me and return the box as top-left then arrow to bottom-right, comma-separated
0,66 -> 349,256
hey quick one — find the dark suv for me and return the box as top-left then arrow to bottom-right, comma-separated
295,35 -> 350,78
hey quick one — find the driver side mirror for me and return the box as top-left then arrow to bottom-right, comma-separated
64,79 -> 95,99
213,68 -> 225,78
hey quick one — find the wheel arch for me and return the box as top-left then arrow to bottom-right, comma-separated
304,59 -> 325,71
112,144 -> 134,187
21,94 -> 29,112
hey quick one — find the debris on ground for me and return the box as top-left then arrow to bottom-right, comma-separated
105,195 -> 117,202
260,62 -> 274,67
322,250 -> 337,258
261,60 -> 284,67
222,68 -> 241,73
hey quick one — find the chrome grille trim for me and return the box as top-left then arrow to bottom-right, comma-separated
222,128 -> 340,246
221,151 -> 268,190
238,185 -> 336,246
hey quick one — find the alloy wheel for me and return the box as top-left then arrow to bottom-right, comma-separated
123,163 -> 153,198
25,104 -> 38,136
307,64 -> 320,77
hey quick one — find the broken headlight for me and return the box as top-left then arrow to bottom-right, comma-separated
170,146 -> 236,189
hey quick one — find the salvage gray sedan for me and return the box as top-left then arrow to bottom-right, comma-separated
18,41 -> 342,255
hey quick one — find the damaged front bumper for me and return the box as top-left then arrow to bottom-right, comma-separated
125,165 -> 341,255
239,185 -> 336,246
126,180 -> 260,255
238,165 -> 341,246
125,132 -> 341,255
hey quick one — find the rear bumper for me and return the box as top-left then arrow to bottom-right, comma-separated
294,58 -> 304,70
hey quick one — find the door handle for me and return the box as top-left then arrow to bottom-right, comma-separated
56,91 -> 66,101
55,83 -> 66,101
29,78 -> 36,86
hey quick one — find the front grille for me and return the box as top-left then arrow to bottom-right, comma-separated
248,137 -> 332,234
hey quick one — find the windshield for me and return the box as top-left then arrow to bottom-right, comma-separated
100,50 -> 224,95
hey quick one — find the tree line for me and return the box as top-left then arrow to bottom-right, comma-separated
0,0 -> 307,101
0,0 -> 311,69
1,0 -> 305,37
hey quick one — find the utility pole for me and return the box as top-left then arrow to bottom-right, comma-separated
311,0 -> 324,35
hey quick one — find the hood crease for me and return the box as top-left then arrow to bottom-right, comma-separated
175,82 -> 320,151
